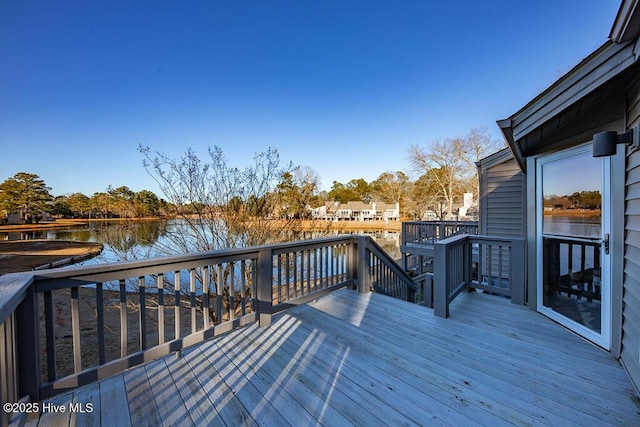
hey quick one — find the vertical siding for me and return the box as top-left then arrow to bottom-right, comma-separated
621,75 -> 640,393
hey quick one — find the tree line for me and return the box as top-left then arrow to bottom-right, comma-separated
0,172 -> 170,223
0,127 -> 502,226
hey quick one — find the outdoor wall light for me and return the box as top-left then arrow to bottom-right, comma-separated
593,124 -> 640,157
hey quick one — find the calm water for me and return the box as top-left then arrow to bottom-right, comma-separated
0,220 -> 401,266
543,215 -> 601,239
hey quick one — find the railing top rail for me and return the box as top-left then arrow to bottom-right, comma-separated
433,233 -> 470,246
0,272 -> 34,324
403,220 -> 479,225
364,237 -> 417,292
32,235 -> 359,283
468,235 -> 525,244
435,234 -> 525,247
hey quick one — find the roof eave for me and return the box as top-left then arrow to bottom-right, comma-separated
497,118 -> 526,173
610,0 -> 640,42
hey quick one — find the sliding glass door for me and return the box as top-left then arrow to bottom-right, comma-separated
536,144 -> 611,349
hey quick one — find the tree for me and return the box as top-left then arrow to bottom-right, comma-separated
0,172 -> 53,221
328,181 -> 358,203
51,195 -> 73,218
409,139 -> 469,219
134,190 -> 161,217
327,178 -> 374,203
67,193 -> 91,217
408,127 -> 503,219
90,192 -> 112,218
275,167 -> 321,219
139,145 -> 296,253
371,171 -> 410,209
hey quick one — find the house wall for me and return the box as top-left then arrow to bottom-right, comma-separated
621,75 -> 640,392
478,151 -> 526,297
479,155 -> 526,238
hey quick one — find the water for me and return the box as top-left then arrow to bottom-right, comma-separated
543,214 -> 600,239
0,220 -> 401,266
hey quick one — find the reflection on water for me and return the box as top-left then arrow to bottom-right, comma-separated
0,220 -> 401,265
543,215 -> 600,239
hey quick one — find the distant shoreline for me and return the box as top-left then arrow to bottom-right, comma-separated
0,218 -> 403,233
543,209 -> 601,217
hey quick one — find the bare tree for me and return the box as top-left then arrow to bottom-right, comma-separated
409,138 -> 469,219
139,145 -> 295,254
408,127 -> 503,219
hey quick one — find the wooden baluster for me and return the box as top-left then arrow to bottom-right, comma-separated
229,262 -> 236,322
190,269 -> 197,334
44,290 -> 56,381
293,252 -> 299,298
157,274 -> 165,345
71,286 -> 82,372
217,264 -> 224,324
174,271 -> 181,340
138,277 -> 147,351
286,253 -> 291,299
96,282 -> 105,365
277,254 -> 283,303
202,267 -> 210,329
306,250 -> 312,295
241,261 -> 247,316
119,279 -> 127,358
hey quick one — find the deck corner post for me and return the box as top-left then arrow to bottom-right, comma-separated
257,248 -> 273,327
15,280 -> 41,402
348,238 -> 358,290
433,240 -> 449,318
357,236 -> 370,294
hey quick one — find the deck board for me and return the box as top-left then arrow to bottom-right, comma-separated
30,289 -> 640,426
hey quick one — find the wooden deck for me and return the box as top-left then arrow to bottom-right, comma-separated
22,289 -> 640,426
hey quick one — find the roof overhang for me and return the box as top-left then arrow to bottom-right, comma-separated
498,39 -> 640,173
498,0 -> 640,173
611,0 -> 640,42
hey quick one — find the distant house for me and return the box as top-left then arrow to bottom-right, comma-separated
494,0 -> 640,393
5,209 -> 54,225
310,201 -> 400,221
377,202 -> 400,221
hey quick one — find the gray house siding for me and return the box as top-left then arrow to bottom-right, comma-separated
479,150 -> 525,238
478,150 -> 526,294
622,75 -> 640,390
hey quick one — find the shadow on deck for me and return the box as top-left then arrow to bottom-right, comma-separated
25,289 -> 640,426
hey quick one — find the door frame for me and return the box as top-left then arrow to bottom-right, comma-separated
535,143 -> 612,349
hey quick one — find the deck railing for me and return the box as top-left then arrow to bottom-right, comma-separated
0,235 -> 415,419
400,220 -> 479,275
402,220 -> 479,247
433,234 -> 525,318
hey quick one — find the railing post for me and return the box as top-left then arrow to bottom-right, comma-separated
433,240 -> 449,318
357,236 -> 370,294
348,239 -> 358,290
15,283 -> 41,402
257,248 -> 273,327
463,239 -> 471,287
510,238 -> 526,305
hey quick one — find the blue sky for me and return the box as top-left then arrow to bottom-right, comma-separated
0,1 -> 621,196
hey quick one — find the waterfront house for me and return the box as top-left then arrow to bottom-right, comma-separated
310,201 -> 400,221
497,0 -> 640,393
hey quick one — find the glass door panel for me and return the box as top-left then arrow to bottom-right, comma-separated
537,145 -> 609,347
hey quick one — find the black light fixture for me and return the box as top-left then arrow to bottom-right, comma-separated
593,125 -> 640,157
